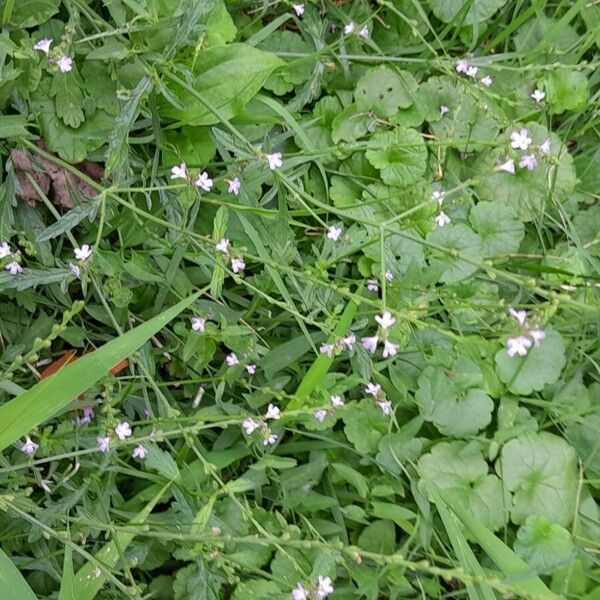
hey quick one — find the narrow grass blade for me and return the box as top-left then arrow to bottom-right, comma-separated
58,545 -> 76,600
0,548 -> 37,600
0,292 -> 199,451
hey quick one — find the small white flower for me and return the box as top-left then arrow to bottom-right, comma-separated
227,177 -> 241,195
226,352 -> 239,367
292,583 -> 309,600
440,105 -> 450,116
320,343 -> 335,358
359,25 -> 369,39
132,444 -> 147,459
114,421 -> 132,440
0,242 -> 11,258
69,262 -> 81,278
316,575 -> 334,598
455,59 -> 469,74
263,432 -> 278,446
97,436 -> 111,453
246,364 -> 257,375
480,75 -> 492,87
375,311 -> 395,330
506,336 -> 532,358
170,163 -> 187,180
231,257 -> 245,273
191,316 -> 206,332
531,89 -> 545,103
266,152 -> 283,170
215,238 -> 230,254
465,65 -> 478,78
365,383 -> 381,397
194,171 -> 213,192
367,279 -> 379,292
435,211 -> 451,227
5,261 -> 22,275
361,335 -> 379,354
519,154 -> 538,171
508,308 -> 527,326
530,329 -> 546,347
242,417 -> 259,435
342,333 -> 356,350
57,56 -> 73,72
314,409 -> 328,422
497,158 -> 515,174
327,225 -> 342,241
539,138 -> 551,155
292,3 -> 304,16
265,404 -> 281,420
382,340 -> 399,358
510,128 -> 532,150
344,21 -> 356,35
21,436 -> 39,455
376,399 -> 393,416
33,38 -> 52,54
74,244 -> 92,261
431,189 -> 445,205
330,395 -> 344,407
385,270 -> 394,281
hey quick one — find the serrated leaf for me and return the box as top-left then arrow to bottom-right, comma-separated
51,74 -> 85,128
430,0 -> 507,24
543,69 -> 589,114
469,201 -> 524,257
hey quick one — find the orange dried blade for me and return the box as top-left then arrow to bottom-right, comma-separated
110,358 -> 129,375
38,350 -> 78,380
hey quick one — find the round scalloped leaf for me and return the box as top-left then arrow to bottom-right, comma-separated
365,127 -> 427,187
499,432 -> 578,526
430,0 -> 507,24
542,69 -> 589,114
469,201 -> 525,257
495,328 -> 566,395
355,66 -> 417,117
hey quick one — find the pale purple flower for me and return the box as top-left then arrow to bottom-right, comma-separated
74,244 -> 92,261
342,333 -> 356,350
510,128 -> 532,150
497,158 -> 515,174
292,3 -> 304,16
367,279 -> 378,292
226,352 -> 239,367
440,105 -> 450,116
246,363 -> 257,375
292,583 -> 309,600
77,406 -> 94,426
97,436 -> 111,453
69,262 -> 81,278
375,311 -> 395,329
231,257 -> 245,273
170,163 -> 187,180
242,417 -> 259,435
480,75 -> 492,87
508,308 -> 527,326
344,21 -> 356,34
431,189 -> 445,205
314,409 -> 328,422
21,436 -> 39,455
33,38 -> 52,54
531,89 -> 545,103
376,399 -> 393,416
265,404 -> 281,420
114,421 -> 132,440
539,138 -> 551,155
316,575 -> 334,598
263,432 -> 278,446
519,154 -> 538,171
365,383 -> 381,397
361,335 -> 379,354
191,316 -> 206,332
320,343 -> 334,358
266,152 -> 283,170
530,329 -> 546,347
382,340 -> 399,358
327,225 -> 342,241
465,65 -> 478,78
435,211 -> 451,227
194,171 -> 213,192
132,444 -> 147,459
227,177 -> 241,195
5,261 -> 22,275
0,242 -> 11,258
385,270 -> 394,281
57,56 -> 73,72
330,395 -> 344,407
359,25 -> 369,39
506,336 -> 532,358
455,59 -> 469,74
215,238 -> 229,254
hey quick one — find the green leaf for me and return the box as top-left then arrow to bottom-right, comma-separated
331,104 -> 375,143
36,200 -> 100,242
231,580 -> 281,599
58,546 -> 76,600
498,432 -> 578,526
145,445 -> 181,480
343,400 -> 389,454
469,201 -> 524,257
3,0 -> 59,27
331,463 -> 368,498
0,292 -> 200,451
543,69 -> 589,114
0,548 -> 37,600
365,127 -> 427,187
495,328 -> 566,395
430,0 -> 507,24
357,520 -> 396,554
160,44 -> 284,125
565,414 -> 600,489
355,66 -> 416,117
51,74 -> 85,128
514,516 -> 573,573
0,115 -> 30,138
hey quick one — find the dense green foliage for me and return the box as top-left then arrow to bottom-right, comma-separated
0,0 -> 599,598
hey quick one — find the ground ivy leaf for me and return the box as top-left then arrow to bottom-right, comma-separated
495,327 -> 566,395
542,69 -> 589,114
426,224 -> 483,284
430,0 -> 507,24
365,127 -> 427,187
355,66 -> 417,117
469,201 -> 525,257
357,520 -> 396,554
498,432 -> 578,526
343,399 -> 389,454
514,515 -> 574,573
331,104 -> 377,143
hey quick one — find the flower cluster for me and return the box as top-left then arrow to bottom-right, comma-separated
215,237 -> 246,275
455,59 -> 492,86
292,575 -> 334,599
496,127 -> 551,175
432,188 -> 451,228
319,331 -> 356,359
360,311 -> 399,359
0,241 -> 23,275
242,403 -> 281,446
33,38 -> 73,73
343,21 -> 369,38
365,382 -> 393,415
97,421 -> 147,459
505,308 -> 546,357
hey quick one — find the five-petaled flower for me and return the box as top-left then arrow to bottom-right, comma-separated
227,177 -> 241,195
97,436 -> 111,453
367,279 -> 378,292
242,417 -> 259,435
226,352 -> 239,367
292,3 -> 304,16
497,158 -> 515,174
231,257 -> 245,273
359,25 -> 369,39
115,421 -> 132,440
539,139 -> 551,155
382,340 -> 398,358
375,311 -> 395,329
480,75 -> 492,87
435,211 -> 451,227
510,128 -> 532,150
361,335 -> 378,354
265,404 -> 281,420
216,238 -> 230,254
342,333 -> 355,350
508,308 -> 527,326
6,261 -> 22,275
292,583 -> 309,600
320,343 -> 334,357
21,436 -> 39,455
365,383 -> 381,397
0,241 -> 11,258
57,56 -> 73,72
263,432 -> 278,446
191,316 -> 206,332
344,21 -> 356,34
246,363 -> 257,375
194,171 -> 213,192
132,444 -> 147,459
74,244 -> 92,261
440,105 -> 450,116
519,154 -> 538,171
330,394 -> 344,407
376,399 -> 393,416
327,225 -> 342,241
530,329 -> 546,347
34,38 -> 52,54
266,152 -> 283,170
531,89 -> 545,103
170,163 -> 187,180
455,59 -> 469,74
317,575 -> 334,598
506,336 -> 532,357
314,409 -> 328,422
432,189 -> 445,205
